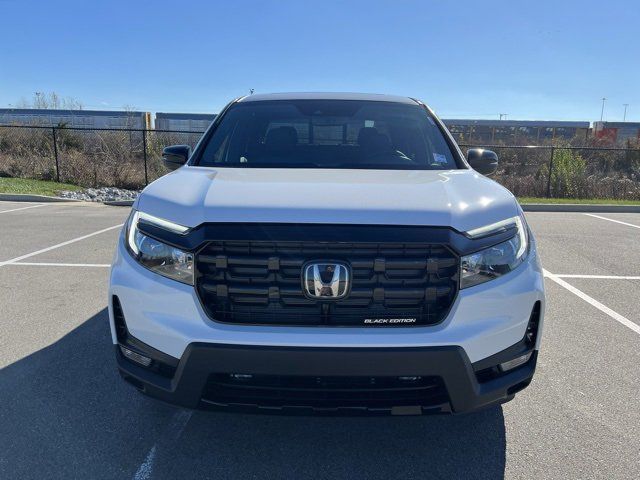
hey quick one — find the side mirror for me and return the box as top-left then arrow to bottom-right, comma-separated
466,148 -> 498,175
162,145 -> 190,171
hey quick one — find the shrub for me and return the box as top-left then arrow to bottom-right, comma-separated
550,148 -> 586,197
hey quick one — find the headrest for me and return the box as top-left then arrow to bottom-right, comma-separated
357,127 -> 379,145
265,126 -> 298,152
357,126 -> 391,151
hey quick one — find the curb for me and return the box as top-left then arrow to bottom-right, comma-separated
103,200 -> 134,207
0,193 -> 135,206
521,203 -> 640,213
0,193 -> 82,203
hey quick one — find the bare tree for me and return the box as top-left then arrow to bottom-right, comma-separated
121,104 -> 139,129
15,96 -> 31,108
62,97 -> 84,110
17,91 -> 83,110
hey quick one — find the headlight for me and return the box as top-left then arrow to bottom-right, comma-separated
460,215 -> 529,289
125,210 -> 194,285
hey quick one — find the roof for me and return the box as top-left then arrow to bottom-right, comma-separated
156,112 -> 217,120
444,119 -> 590,128
0,108 -> 146,117
238,92 -> 418,104
593,121 -> 640,128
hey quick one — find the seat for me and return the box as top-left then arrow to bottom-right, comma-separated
357,126 -> 392,153
264,126 -> 298,155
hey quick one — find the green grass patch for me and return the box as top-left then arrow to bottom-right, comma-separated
518,197 -> 640,205
0,177 -> 82,196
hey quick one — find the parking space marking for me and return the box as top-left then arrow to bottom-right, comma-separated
544,269 -> 640,335
0,224 -> 123,267
10,262 -> 111,268
132,409 -> 193,480
133,446 -> 156,480
0,203 -> 47,214
584,213 -> 640,229
555,274 -> 640,280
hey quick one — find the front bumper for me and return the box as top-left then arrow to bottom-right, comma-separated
116,341 -> 537,414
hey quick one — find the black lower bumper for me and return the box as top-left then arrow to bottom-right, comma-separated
116,341 -> 537,415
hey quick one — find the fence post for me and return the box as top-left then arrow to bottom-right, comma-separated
545,146 -> 555,198
142,128 -> 149,186
52,127 -> 60,182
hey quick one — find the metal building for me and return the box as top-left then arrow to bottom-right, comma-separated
154,112 -> 217,132
0,108 -> 151,129
593,122 -> 640,144
442,119 -> 590,144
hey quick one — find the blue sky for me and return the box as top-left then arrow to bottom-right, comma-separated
1,0 -> 638,121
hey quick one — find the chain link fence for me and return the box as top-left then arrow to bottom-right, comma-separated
0,125 -> 204,189
458,144 -> 640,200
1,125 -> 639,199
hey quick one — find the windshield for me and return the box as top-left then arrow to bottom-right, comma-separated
196,100 -> 460,170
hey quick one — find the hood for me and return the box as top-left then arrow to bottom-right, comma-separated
137,167 -> 519,233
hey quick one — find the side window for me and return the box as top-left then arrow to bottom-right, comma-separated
212,135 -> 229,163
199,114 -> 239,164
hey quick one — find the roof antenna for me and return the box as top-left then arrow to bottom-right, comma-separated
249,89 -> 255,95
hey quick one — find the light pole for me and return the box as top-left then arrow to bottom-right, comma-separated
600,97 -> 606,122
623,104 -> 629,122
499,113 -> 508,120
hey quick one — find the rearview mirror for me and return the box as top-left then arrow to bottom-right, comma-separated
466,148 -> 498,175
162,145 -> 191,171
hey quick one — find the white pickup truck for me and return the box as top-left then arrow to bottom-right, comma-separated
109,92 -> 545,415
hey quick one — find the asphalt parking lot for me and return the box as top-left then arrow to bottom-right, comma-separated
1,201 -> 639,480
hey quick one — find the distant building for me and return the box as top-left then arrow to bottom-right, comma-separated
12,107 -> 637,148
154,112 -> 216,132
442,119 -> 590,144
593,121 -> 640,144
0,108 -> 151,129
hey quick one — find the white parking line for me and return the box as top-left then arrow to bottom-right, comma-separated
584,213 -> 640,229
0,224 -> 123,267
555,274 -> 640,280
133,446 -> 156,480
544,269 -> 640,335
0,203 -> 46,214
10,262 -> 111,268
132,409 -> 193,480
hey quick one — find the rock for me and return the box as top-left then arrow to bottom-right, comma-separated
58,187 -> 141,203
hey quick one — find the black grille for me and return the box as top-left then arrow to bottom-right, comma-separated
111,295 -> 128,342
195,240 -> 458,326
202,373 -> 449,412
